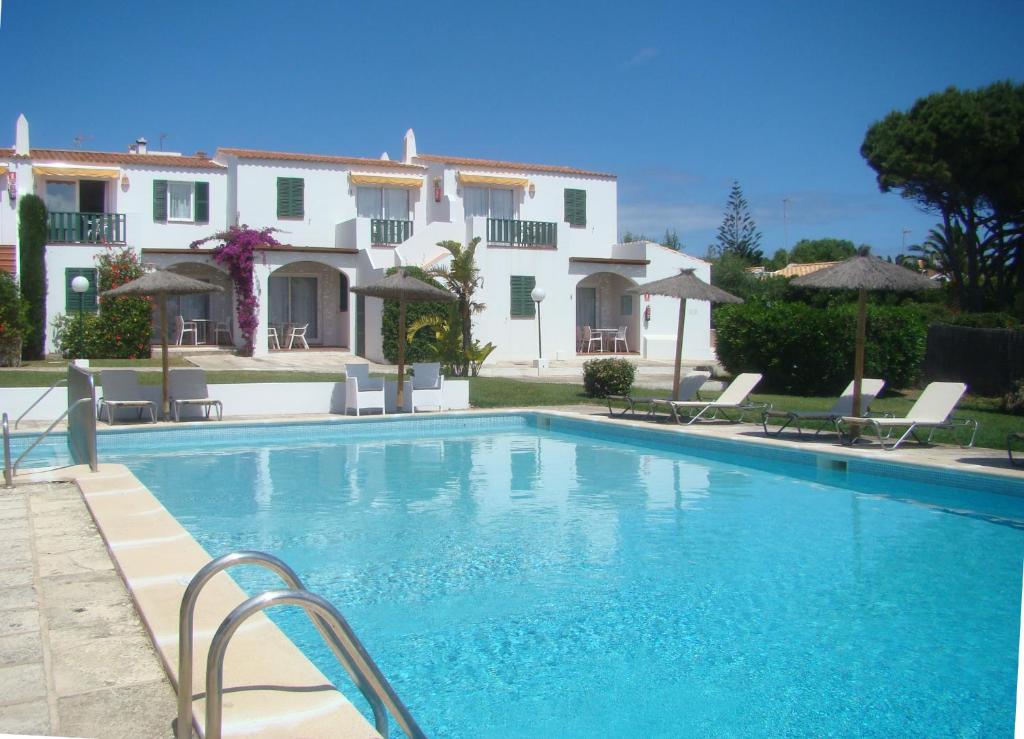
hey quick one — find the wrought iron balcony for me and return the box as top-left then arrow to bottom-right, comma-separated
48,212 -> 127,244
487,218 -> 557,247
370,219 -> 413,245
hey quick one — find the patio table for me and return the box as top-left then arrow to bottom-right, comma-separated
190,318 -> 211,345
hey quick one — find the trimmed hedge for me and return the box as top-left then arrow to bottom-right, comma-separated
714,301 -> 927,394
381,266 -> 451,363
583,357 -> 636,397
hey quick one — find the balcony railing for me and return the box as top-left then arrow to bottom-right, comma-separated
370,219 -> 413,245
48,212 -> 127,244
487,218 -> 557,247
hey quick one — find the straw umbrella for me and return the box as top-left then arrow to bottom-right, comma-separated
792,255 -> 938,418
104,269 -> 222,420
351,270 -> 456,410
628,269 -> 743,400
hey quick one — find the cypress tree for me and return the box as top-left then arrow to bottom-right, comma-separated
18,194 -> 47,359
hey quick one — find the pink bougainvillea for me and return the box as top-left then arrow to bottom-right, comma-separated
191,226 -> 280,356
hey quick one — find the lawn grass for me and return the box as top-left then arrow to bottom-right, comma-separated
17,356 -> 192,369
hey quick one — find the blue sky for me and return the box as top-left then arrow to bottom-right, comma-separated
3,0 -> 1022,257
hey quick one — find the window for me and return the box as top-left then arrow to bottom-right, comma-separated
269,275 -> 319,339
564,188 -> 586,227
153,180 -> 209,222
356,187 -> 409,220
46,181 -> 76,212
277,177 -> 305,218
65,268 -> 98,314
465,187 -> 515,219
620,295 -> 633,315
510,275 -> 536,318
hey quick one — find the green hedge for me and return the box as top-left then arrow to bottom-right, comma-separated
381,266 -> 451,363
714,301 -> 927,394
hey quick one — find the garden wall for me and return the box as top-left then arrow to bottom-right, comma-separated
923,325 -> 1024,396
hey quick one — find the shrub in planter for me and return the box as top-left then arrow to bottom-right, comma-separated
583,357 -> 637,398
0,272 -> 31,367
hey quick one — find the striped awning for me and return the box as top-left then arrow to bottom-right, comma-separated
349,173 -> 424,188
457,172 -> 529,187
33,165 -> 120,179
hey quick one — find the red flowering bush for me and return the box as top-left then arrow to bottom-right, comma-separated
191,226 -> 280,356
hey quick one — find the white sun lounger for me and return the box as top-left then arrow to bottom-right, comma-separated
838,381 -> 978,450
762,378 -> 886,437
615,372 -> 711,418
169,368 -> 223,422
655,372 -> 765,424
97,369 -> 156,425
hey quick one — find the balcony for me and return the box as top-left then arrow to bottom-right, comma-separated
370,219 -> 413,246
48,212 -> 127,245
487,218 -> 557,247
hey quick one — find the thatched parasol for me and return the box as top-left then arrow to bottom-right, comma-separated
351,270 -> 455,410
629,269 -> 743,400
792,255 -> 938,418
104,269 -> 222,420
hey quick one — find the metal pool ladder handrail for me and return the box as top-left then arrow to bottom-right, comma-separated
177,550 -> 426,739
14,377 -> 67,429
2,413 -> 12,488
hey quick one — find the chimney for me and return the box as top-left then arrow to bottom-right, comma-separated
403,128 -> 417,163
135,137 -> 148,155
194,150 -> 207,159
15,114 -> 29,156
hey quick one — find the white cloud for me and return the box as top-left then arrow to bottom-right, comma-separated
625,48 -> 659,67
618,202 -> 722,240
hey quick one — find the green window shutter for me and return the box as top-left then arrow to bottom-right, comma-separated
277,177 -> 304,218
510,275 -> 536,318
564,188 -> 586,227
194,181 -> 209,223
153,180 -> 168,221
65,268 -> 98,314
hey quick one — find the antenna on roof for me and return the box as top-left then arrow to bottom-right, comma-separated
72,134 -> 93,149
159,133 -> 169,151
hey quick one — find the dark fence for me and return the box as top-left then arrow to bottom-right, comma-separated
923,324 -> 1024,396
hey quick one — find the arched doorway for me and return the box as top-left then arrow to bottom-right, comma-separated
575,272 -> 640,353
269,261 -> 351,348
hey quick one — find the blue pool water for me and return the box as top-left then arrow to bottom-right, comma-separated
49,416 -> 1024,735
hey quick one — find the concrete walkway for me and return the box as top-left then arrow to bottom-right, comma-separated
0,482 -> 176,738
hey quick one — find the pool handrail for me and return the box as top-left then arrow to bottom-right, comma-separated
2,412 -> 11,488
178,550 -> 425,739
14,376 -> 67,429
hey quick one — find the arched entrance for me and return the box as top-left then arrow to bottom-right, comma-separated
268,261 -> 351,348
575,272 -> 640,354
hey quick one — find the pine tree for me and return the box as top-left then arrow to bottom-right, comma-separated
714,181 -> 763,263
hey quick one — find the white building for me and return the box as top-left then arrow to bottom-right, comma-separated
1,116 -> 713,364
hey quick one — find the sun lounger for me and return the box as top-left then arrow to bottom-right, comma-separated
762,378 -> 885,437
837,381 -> 978,450
654,372 -> 765,424
169,368 -> 223,422
1009,432 -> 1024,467
97,369 -> 157,425
610,372 -> 711,417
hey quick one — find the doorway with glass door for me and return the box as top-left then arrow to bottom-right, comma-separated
269,275 -> 319,349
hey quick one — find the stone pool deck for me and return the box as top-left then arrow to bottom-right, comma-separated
2,406 -> 1020,737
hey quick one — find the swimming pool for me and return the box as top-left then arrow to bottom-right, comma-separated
38,414 -> 1024,735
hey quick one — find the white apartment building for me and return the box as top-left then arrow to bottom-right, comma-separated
1,115 -> 713,364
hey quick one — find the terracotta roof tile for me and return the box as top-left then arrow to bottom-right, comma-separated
27,148 -> 223,169
417,153 -> 615,178
217,147 -> 425,170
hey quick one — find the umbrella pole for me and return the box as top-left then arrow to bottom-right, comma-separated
673,299 -> 686,401
160,294 -> 170,421
397,300 -> 406,411
852,288 -> 867,420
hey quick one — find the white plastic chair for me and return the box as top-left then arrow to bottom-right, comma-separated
268,327 -> 281,350
409,362 -> 444,412
344,363 -> 386,416
287,323 -> 309,350
582,325 -> 602,353
169,368 -> 223,422
97,370 -> 156,425
613,326 -> 629,353
214,321 -> 232,345
175,315 -> 198,346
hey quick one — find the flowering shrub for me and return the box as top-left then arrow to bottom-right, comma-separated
52,247 -> 152,359
0,271 -> 31,366
191,226 -> 280,356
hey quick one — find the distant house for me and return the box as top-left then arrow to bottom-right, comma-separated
1,115 -> 714,363
747,261 -> 839,279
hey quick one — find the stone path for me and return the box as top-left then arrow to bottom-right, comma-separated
0,482 -> 177,738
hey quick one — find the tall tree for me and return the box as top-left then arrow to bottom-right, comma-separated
429,238 -> 484,376
861,81 -> 1024,311
18,194 -> 47,360
714,181 -> 763,263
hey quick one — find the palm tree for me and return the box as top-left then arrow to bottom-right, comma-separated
429,238 -> 484,375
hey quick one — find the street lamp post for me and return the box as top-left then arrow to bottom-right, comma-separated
71,275 -> 90,319
531,286 -> 546,376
